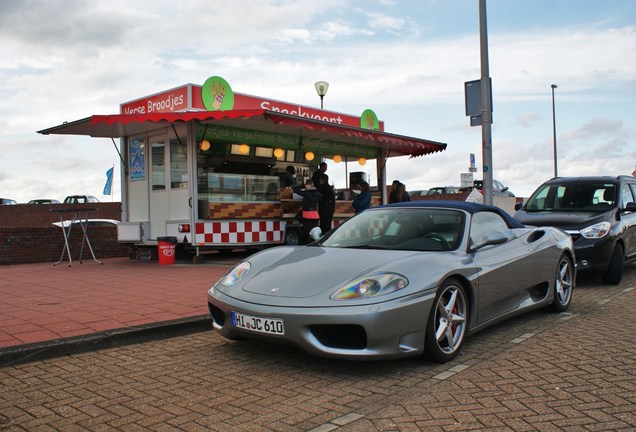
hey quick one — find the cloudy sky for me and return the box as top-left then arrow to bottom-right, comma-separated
1,0 -> 635,203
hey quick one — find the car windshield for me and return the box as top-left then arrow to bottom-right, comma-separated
524,182 -> 616,212
319,208 -> 464,251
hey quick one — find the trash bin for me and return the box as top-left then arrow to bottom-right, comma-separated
157,236 -> 178,265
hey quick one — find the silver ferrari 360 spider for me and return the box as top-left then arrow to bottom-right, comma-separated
208,201 -> 575,362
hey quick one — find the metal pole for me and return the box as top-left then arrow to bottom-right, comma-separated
479,0 -> 493,205
551,84 -> 558,177
320,95 -> 324,109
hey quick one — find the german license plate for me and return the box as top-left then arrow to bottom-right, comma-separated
231,311 -> 285,335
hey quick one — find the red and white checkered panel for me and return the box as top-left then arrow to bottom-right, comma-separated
368,217 -> 388,237
194,220 -> 285,245
339,217 -> 388,240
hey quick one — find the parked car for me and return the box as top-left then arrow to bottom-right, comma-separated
208,201 -> 574,362
1,198 -> 17,205
28,199 -> 61,204
408,189 -> 428,198
63,195 -> 100,204
52,219 -> 119,228
473,180 -> 515,197
425,186 -> 459,196
514,176 -> 636,285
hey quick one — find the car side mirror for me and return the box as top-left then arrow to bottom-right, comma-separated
309,226 -> 322,241
624,202 -> 636,212
472,230 -> 509,251
514,202 -> 523,211
502,187 -> 509,192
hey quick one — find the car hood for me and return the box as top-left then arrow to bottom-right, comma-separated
514,210 -> 613,230
215,246 -> 466,307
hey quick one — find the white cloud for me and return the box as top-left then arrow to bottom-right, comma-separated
366,12 -> 405,33
516,113 -> 542,127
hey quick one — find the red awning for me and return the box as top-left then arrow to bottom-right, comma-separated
38,109 -> 446,158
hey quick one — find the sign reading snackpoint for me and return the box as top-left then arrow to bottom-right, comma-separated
195,75 -> 384,131
120,75 -> 384,131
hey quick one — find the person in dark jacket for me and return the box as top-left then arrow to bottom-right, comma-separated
352,181 -> 371,214
293,181 -> 321,243
316,173 -> 335,234
281,165 -> 297,188
311,162 -> 328,187
389,180 -> 401,203
397,182 -> 410,202
389,180 -> 410,203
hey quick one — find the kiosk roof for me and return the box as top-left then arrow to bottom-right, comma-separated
38,109 -> 446,158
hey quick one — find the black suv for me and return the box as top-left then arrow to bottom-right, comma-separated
514,176 -> 636,285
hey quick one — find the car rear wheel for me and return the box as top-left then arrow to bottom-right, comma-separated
425,278 -> 468,363
551,254 -> 573,312
602,244 -> 624,285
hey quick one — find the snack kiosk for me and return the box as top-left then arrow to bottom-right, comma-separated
39,76 -> 446,256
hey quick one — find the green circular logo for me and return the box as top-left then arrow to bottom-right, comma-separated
202,76 -> 235,111
360,109 -> 379,130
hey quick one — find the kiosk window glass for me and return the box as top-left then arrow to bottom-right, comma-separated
230,144 -> 250,156
151,141 -> 166,191
255,147 -> 273,157
170,137 -> 188,189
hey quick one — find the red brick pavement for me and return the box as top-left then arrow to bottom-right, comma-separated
0,255 -> 240,355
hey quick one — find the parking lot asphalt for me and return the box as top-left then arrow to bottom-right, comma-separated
0,254 -> 244,366
0,258 -> 634,431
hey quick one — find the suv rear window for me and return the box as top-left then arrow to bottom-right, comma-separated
525,182 -> 616,212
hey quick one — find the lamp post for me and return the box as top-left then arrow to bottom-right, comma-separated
551,84 -> 558,177
314,81 -> 329,109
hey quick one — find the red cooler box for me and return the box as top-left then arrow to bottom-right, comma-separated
157,236 -> 178,265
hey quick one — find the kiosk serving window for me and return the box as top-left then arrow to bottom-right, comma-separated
200,173 -> 279,202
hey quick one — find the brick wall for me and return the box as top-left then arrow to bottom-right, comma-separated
0,203 -> 128,265
0,202 -> 122,228
0,227 -> 130,265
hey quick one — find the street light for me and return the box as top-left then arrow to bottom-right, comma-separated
314,81 -> 329,109
551,84 -> 558,177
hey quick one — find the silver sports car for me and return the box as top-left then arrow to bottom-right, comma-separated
208,201 -> 575,362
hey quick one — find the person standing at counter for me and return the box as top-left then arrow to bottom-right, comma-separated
311,162 -> 328,187
293,181 -> 321,243
282,165 -> 297,188
316,173 -> 335,234
352,181 -> 371,214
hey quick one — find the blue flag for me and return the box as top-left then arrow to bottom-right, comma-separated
103,167 -> 114,195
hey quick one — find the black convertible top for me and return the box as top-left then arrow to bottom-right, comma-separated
378,200 -> 525,229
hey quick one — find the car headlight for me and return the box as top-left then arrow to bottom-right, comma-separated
331,273 -> 408,300
579,222 -> 611,239
219,261 -> 251,287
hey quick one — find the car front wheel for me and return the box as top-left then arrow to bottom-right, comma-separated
425,278 -> 468,363
602,244 -> 624,285
551,254 -> 574,312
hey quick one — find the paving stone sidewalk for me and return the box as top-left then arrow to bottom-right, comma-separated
0,265 -> 634,431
